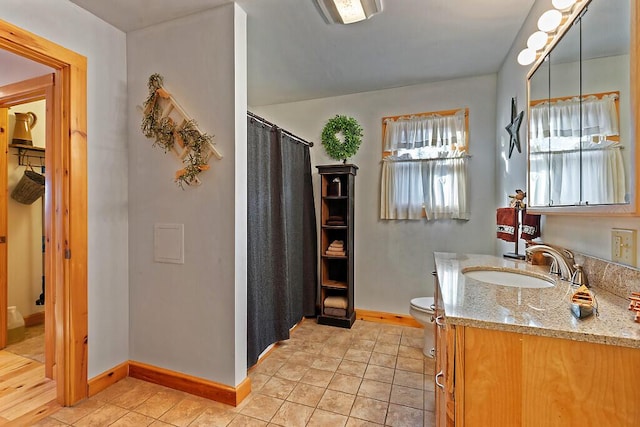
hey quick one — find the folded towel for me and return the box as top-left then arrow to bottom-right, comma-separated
324,295 -> 348,309
324,307 -> 347,317
496,207 -> 517,242
521,210 -> 541,241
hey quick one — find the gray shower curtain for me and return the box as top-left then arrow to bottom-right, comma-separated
247,116 -> 317,366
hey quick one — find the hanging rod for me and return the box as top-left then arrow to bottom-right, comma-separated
247,111 -> 314,147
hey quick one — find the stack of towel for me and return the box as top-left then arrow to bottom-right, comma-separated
326,240 -> 346,256
326,215 -> 345,226
324,295 -> 348,317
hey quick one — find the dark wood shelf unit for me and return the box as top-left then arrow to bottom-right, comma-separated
316,164 -> 357,328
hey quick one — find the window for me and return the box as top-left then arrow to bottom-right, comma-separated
380,108 -> 470,220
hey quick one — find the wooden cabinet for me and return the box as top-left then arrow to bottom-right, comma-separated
434,275 -> 455,427
316,164 -> 357,328
435,322 -> 640,426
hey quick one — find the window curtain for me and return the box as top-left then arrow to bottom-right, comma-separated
384,110 -> 466,153
380,157 -> 469,220
247,117 -> 317,367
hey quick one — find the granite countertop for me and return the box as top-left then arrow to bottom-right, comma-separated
434,252 -> 640,348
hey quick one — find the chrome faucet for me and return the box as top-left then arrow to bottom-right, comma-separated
525,245 -> 575,281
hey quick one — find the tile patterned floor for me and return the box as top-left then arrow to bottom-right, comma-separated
34,319 -> 436,426
6,323 -> 46,363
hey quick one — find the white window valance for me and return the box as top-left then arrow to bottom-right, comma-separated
529,93 -> 619,149
384,110 -> 466,154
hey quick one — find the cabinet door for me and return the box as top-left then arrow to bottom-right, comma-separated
434,277 -> 454,427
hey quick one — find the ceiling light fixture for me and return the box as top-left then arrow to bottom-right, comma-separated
315,0 -> 383,25
537,9 -> 563,32
527,31 -> 549,51
552,0 -> 578,11
517,48 -> 537,66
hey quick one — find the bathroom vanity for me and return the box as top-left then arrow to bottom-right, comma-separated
433,252 -> 640,427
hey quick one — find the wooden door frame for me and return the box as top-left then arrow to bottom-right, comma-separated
0,20 -> 88,406
0,74 -> 55,382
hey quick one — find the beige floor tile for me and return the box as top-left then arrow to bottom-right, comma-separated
328,373 -> 362,395
396,356 -> 424,374
158,397 -> 210,426
424,409 -> 436,427
398,345 -> 424,360
368,352 -> 397,369
134,389 -> 185,419
345,417 -> 383,427
92,378 -> 140,403
424,357 -> 436,375
311,355 -> 342,372
363,365 -> 394,383
239,394 -> 284,422
402,327 -> 425,338
343,348 -> 371,364
317,389 -> 356,416
109,411 -> 155,426
109,383 -> 159,410
259,376 -> 297,400
149,421 -> 175,426
372,342 -> 399,356
307,408 -> 348,427
400,335 -> 423,348
385,403 -> 423,427
248,372 -> 271,392
379,325 -> 405,335
349,396 -> 388,424
287,351 -> 317,366
357,379 -> 391,402
286,383 -> 325,407
253,358 -> 285,376
424,375 -> 435,392
300,367 -> 335,388
31,418 -> 72,427
390,384 -> 424,409
228,414 -> 269,426
49,397 -> 105,424
321,344 -> 349,359
393,370 -> 424,390
274,363 -> 309,382
337,360 -> 367,378
377,333 -> 401,345
424,391 -> 436,413
269,401 -> 314,427
189,406 -> 237,427
357,330 -> 380,341
73,403 -> 129,427
350,339 -> 376,351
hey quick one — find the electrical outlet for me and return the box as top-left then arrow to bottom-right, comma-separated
611,228 -> 637,266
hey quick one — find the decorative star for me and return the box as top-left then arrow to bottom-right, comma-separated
505,97 -> 524,159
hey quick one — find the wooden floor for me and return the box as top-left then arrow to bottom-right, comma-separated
0,351 -> 58,426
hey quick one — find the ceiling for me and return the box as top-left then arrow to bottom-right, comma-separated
10,0 -> 536,106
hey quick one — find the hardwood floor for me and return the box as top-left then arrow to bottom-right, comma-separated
0,351 -> 58,426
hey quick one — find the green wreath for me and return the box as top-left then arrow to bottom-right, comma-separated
321,115 -> 363,163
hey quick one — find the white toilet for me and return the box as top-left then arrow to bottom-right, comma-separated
409,297 -> 435,358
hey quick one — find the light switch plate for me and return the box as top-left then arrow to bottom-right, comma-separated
154,223 -> 184,264
611,228 -> 636,266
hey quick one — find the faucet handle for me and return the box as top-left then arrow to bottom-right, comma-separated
570,264 -> 589,287
542,253 -> 561,276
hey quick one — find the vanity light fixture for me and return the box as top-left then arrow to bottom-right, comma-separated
552,0 -> 578,11
517,48 -> 537,66
315,0 -> 383,25
527,31 -> 549,51
537,9 -> 563,32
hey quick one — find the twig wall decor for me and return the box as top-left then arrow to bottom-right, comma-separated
141,73 -> 223,188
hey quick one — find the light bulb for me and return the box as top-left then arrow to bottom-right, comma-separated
527,31 -> 548,51
552,0 -> 577,10
517,48 -> 537,66
538,9 -> 563,32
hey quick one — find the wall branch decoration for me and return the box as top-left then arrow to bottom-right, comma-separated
141,73 -> 223,187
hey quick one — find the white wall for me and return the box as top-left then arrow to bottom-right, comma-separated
7,100 -> 46,319
496,0 -> 640,264
3,0 -> 129,378
253,74 -> 498,314
127,4 -> 248,387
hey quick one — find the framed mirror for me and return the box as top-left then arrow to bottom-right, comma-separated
526,0 -> 634,214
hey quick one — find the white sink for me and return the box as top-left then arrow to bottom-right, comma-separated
462,267 -> 554,289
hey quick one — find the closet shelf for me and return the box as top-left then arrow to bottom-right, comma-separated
322,280 -> 349,290
322,255 -> 348,260
9,143 -> 45,152
322,225 -> 348,230
322,196 -> 348,200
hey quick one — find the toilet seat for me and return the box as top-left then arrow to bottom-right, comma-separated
410,297 -> 435,314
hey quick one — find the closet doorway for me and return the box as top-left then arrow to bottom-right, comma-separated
0,19 -> 88,406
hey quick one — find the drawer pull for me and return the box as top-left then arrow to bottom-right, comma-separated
435,315 -> 445,327
435,371 -> 445,390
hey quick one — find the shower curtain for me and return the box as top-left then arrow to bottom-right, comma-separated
247,116 -> 317,366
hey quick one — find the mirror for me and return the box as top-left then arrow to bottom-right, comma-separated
527,0 -> 632,211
